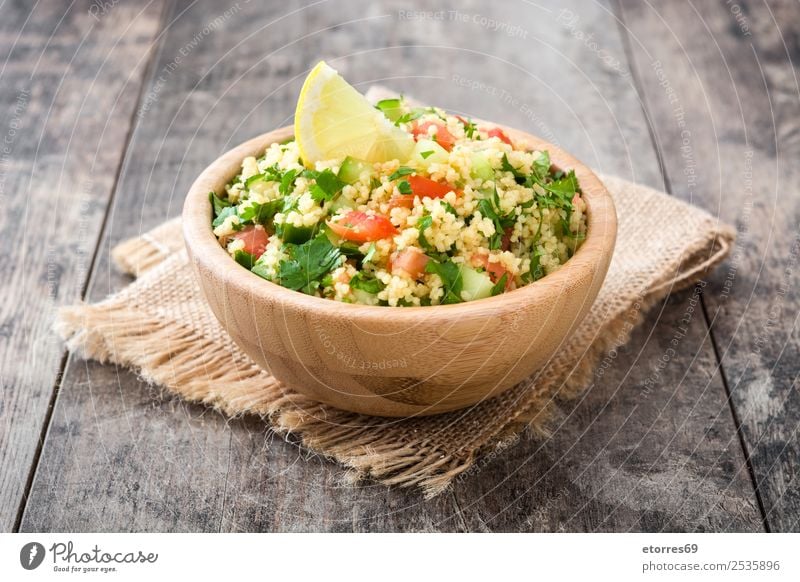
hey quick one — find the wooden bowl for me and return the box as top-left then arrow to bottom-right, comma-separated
183,125 -> 616,417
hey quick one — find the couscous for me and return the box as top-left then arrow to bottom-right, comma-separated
211,100 -> 587,306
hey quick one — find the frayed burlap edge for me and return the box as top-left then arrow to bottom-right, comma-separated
55,215 -> 734,497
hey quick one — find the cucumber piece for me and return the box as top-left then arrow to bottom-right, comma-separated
352,288 -> 380,306
278,222 -> 316,244
338,156 -> 372,184
459,265 -> 494,302
470,152 -> 494,182
330,195 -> 357,214
412,139 -> 449,167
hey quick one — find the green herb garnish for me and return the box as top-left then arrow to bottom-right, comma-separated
389,166 -> 415,181
397,180 -> 413,195
275,234 -> 342,294
425,258 -> 463,304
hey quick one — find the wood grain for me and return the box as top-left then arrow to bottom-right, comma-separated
0,0 -> 165,531
17,0 -> 770,531
617,0 -> 800,532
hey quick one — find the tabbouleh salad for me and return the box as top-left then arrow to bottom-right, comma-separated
211,100 -> 587,307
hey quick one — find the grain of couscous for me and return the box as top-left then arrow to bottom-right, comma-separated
211,99 -> 587,306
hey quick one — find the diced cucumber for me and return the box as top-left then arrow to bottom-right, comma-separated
459,265 -> 494,302
330,195 -> 357,214
352,288 -> 380,306
470,152 -> 494,182
278,222 -> 316,244
412,139 -> 449,167
338,156 -> 372,184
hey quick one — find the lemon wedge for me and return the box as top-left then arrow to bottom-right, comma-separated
294,61 -> 414,166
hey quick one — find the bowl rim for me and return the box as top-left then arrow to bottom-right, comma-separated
183,124 -> 617,322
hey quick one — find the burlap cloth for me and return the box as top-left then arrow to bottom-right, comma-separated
57,170 -> 734,496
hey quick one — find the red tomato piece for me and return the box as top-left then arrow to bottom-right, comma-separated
390,248 -> 429,279
327,211 -> 398,242
486,127 -> 513,146
233,225 -> 269,259
388,176 -> 460,209
407,175 -> 457,199
471,251 -> 514,291
410,120 -> 456,151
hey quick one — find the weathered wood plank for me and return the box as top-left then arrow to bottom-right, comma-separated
440,0 -> 762,531
0,0 -> 165,531
617,0 -> 800,532
21,0 -> 463,532
23,0 -> 761,531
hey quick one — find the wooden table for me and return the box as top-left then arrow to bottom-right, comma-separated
3,0 -> 798,532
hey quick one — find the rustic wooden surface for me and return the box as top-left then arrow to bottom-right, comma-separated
1,0 -> 796,531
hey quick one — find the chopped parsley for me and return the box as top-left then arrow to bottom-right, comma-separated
349,271 -> 384,294
419,150 -> 435,159
273,234 -> 342,294
397,180 -> 413,195
308,168 -> 345,203
389,166 -> 415,181
425,258 -> 463,304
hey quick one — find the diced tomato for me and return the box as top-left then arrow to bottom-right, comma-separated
408,175 -> 458,199
471,251 -> 514,291
486,127 -> 513,146
389,248 -> 429,279
410,120 -> 456,151
327,211 -> 398,242
388,175 -> 460,209
388,196 -> 415,210
233,225 -> 268,259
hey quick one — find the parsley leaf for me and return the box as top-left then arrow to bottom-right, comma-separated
419,150 -> 435,159
238,199 -> 282,225
416,214 -> 434,251
276,234 -> 342,294
210,192 -> 231,217
212,206 -> 238,229
309,169 -> 345,203
491,273 -> 508,296
397,180 -> 412,195
375,97 -> 404,123
349,272 -> 384,294
501,154 -> 526,184
362,243 -> 377,264
425,258 -> 463,304
531,150 -> 551,181
280,168 -> 300,195
389,166 -> 415,181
